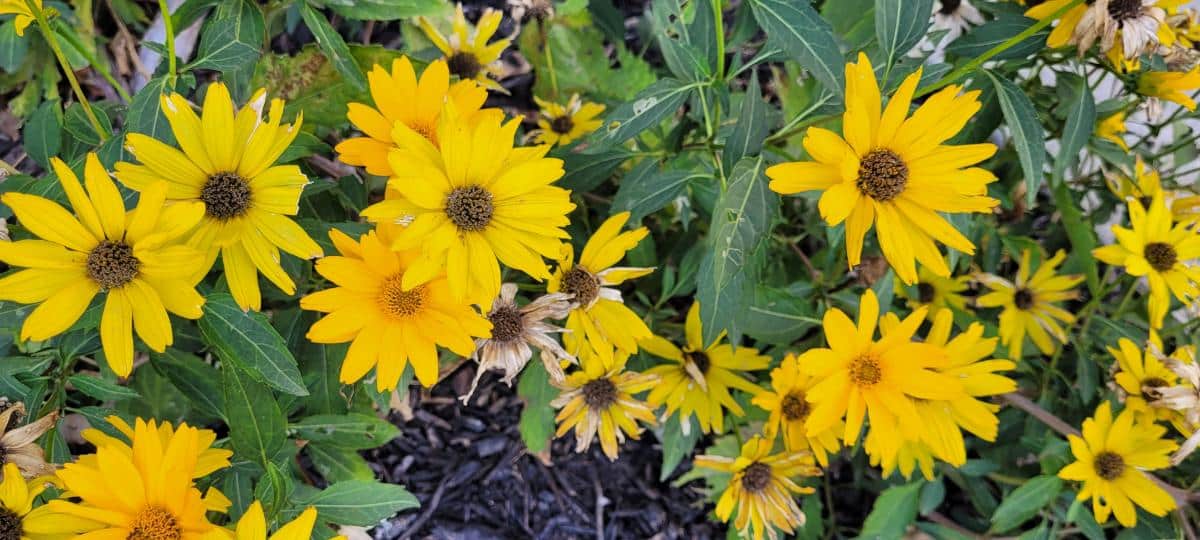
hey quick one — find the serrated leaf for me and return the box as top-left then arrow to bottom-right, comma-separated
987,71 -> 1046,206
298,2 -> 367,92
697,156 -> 778,346
861,481 -> 923,539
189,0 -> 264,72
599,78 -> 695,146
875,0 -> 934,65
723,75 -> 769,167
291,413 -> 399,450
198,293 -> 308,396
299,480 -> 420,526
222,362 -> 285,468
68,374 -> 140,401
517,360 -> 558,453
990,475 -> 1062,533
749,0 -> 844,96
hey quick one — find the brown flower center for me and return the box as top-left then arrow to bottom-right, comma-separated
1141,376 -> 1169,401
377,276 -> 426,319
550,115 -> 575,134
488,305 -> 524,343
781,392 -> 810,421
582,378 -> 618,410
0,508 -> 21,540
685,350 -> 710,375
1013,288 -> 1036,310
938,0 -> 962,14
740,462 -> 773,493
1108,0 -> 1143,22
917,282 -> 937,304
447,52 -> 483,80
1093,451 -> 1126,480
561,266 -> 601,306
857,149 -> 908,202
1143,242 -> 1178,272
127,506 -> 182,540
849,355 -> 882,386
445,185 -> 494,232
410,122 -> 436,142
87,241 -> 140,289
200,172 -> 252,220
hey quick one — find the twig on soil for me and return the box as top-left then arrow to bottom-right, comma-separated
399,473 -> 451,540
591,467 -> 605,540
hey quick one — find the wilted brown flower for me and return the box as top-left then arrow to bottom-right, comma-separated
0,402 -> 57,477
1155,357 -> 1200,464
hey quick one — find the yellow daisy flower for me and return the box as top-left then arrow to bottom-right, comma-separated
548,211 -> 654,354
300,228 -> 491,390
694,436 -> 820,540
48,418 -> 230,538
1027,0 -> 1172,58
1058,402 -> 1178,527
766,53 -> 998,285
976,250 -> 1083,359
1106,156 -> 1200,223
0,154 -> 205,376
894,266 -> 970,314
0,462 -> 96,539
418,4 -> 511,91
0,0 -> 38,36
360,105 -> 574,306
115,82 -> 322,311
79,415 -> 232,479
336,56 -> 489,176
751,353 -> 843,466
800,289 -> 964,446
1138,66 -> 1200,110
641,302 -> 769,435
1093,193 -> 1200,328
224,501 -> 321,540
551,342 -> 658,460
1110,337 -> 1182,425
1096,111 -> 1129,151
533,94 -> 605,146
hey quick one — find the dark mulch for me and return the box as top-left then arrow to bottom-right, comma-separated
365,365 -> 720,540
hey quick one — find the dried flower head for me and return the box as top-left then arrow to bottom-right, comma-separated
0,403 -> 56,478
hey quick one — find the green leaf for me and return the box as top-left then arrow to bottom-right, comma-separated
126,76 -> 180,145
152,348 -> 225,420
946,14 -> 1047,61
722,75 -> 769,167
744,284 -> 820,345
68,374 -> 140,401
298,2 -> 367,92
861,481 -> 923,539
697,156 -> 778,346
749,0 -> 844,96
598,78 -> 695,146
659,414 -> 700,481
650,0 -> 714,81
1053,74 -> 1096,182
299,480 -> 420,526
222,362 -> 286,468
307,443 -> 376,482
312,0 -> 442,21
517,360 -> 558,453
189,0 -> 264,72
290,413 -> 399,450
610,160 -> 703,223
1052,173 -> 1100,296
255,462 -> 290,519
24,100 -> 62,169
987,71 -> 1046,206
558,148 -> 634,192
875,0 -> 934,65
989,475 -> 1062,533
0,19 -> 30,73
198,293 -> 308,396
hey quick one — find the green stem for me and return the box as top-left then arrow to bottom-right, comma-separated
158,0 -> 177,83
915,0 -> 1086,97
26,0 -> 108,141
51,20 -> 132,102
541,22 -> 559,99
711,0 -> 724,79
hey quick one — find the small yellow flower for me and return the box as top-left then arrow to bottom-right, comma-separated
1096,111 -> 1129,151
1058,402 -> 1178,527
225,501 -> 322,540
551,343 -> 658,460
116,83 -> 323,312
361,105 -> 575,306
751,353 -> 842,466
534,94 -> 605,146
642,302 -> 769,435
48,418 -> 231,538
1106,156 -> 1200,223
1138,65 -> 1200,110
301,229 -> 491,390
0,462 -> 93,539
1093,193 -> 1200,328
0,0 -> 38,36
694,436 -> 820,540
419,3 -> 511,91
894,266 -> 970,314
766,53 -> 997,285
1110,337 -> 1181,424
548,211 -> 654,354
976,250 -> 1083,359
800,289 -> 964,446
79,414 -> 232,479
0,154 -> 205,376
337,56 -> 490,176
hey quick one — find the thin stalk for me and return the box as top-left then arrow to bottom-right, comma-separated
711,0 -> 724,79
51,20 -> 132,102
26,0 -> 107,141
158,0 -> 177,82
